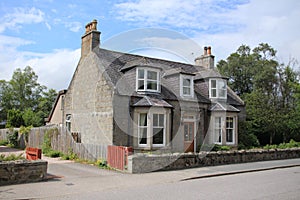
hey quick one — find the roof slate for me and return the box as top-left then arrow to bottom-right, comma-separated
93,48 -> 243,106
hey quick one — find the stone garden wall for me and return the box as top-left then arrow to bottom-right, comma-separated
128,148 -> 300,173
0,160 -> 48,185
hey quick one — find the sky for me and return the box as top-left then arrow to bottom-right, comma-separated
0,0 -> 299,90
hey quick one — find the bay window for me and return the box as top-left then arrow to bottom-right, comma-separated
213,116 -> 236,145
226,117 -> 234,144
214,117 -> 222,144
137,110 -> 168,148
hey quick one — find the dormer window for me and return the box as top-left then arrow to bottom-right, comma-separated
137,68 -> 160,92
180,74 -> 194,98
209,79 -> 227,99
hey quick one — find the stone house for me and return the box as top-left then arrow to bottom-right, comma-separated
46,20 -> 245,153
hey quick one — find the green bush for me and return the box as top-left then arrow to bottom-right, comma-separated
7,130 -> 19,148
263,139 -> 300,150
0,140 -> 8,146
212,144 -> 232,151
44,150 -> 62,158
62,149 -> 78,160
96,159 -> 108,169
0,153 -> 25,161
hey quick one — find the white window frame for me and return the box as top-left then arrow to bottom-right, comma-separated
137,109 -> 167,148
226,116 -> 235,144
180,74 -> 194,98
138,113 -> 148,147
209,79 -> 227,99
152,113 -> 166,147
136,68 -> 160,92
214,116 -> 222,144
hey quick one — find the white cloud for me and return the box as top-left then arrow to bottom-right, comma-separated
23,49 -> 80,90
0,7 -> 45,33
113,0 -> 300,66
114,0 -> 244,31
0,33 -> 80,90
65,21 -> 82,32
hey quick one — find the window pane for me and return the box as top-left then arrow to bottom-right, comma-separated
226,117 -> 233,128
153,128 -> 163,144
147,81 -> 157,90
138,69 -> 144,79
218,80 -> 226,89
184,124 -> 189,141
226,129 -> 233,142
219,89 -> 226,97
139,113 -> 147,126
211,80 -> 217,88
147,70 -> 157,80
183,87 -> 191,95
138,80 -> 144,90
216,130 -> 221,143
159,114 -> 164,127
211,89 -> 217,97
183,78 -> 190,87
139,127 -> 147,144
153,114 -> 158,126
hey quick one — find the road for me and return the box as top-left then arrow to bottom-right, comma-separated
0,157 -> 299,200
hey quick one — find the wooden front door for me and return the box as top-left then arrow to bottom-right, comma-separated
184,122 -> 194,152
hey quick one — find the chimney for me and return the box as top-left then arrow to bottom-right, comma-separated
81,19 -> 101,57
194,46 -> 215,69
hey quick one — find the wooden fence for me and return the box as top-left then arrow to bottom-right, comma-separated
0,126 -> 107,161
107,145 -> 133,170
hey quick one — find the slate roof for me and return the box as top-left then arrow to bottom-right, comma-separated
93,48 -> 243,107
133,96 -> 173,108
209,102 -> 240,112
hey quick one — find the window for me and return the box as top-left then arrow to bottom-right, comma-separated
209,79 -> 227,99
137,68 -> 160,92
226,117 -> 234,143
137,111 -> 167,148
214,117 -> 222,144
180,75 -> 194,97
153,114 -> 165,146
213,116 -> 236,145
66,114 -> 71,132
138,113 -> 148,146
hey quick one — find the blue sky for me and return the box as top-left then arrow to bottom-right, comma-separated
0,0 -> 299,90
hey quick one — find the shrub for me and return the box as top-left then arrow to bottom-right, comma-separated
96,159 -> 108,169
62,149 -> 78,160
0,153 -> 25,161
7,130 -> 19,148
45,150 -> 62,158
263,139 -> 300,150
212,144 -> 231,151
0,140 -> 8,146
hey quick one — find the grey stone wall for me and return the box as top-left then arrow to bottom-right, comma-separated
64,52 -> 113,146
0,160 -> 48,185
128,148 -> 300,173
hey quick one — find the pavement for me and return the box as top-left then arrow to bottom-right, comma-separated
1,146 -> 300,199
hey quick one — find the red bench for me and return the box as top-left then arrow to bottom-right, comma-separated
26,147 -> 42,160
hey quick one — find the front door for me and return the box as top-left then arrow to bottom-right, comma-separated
184,122 -> 194,152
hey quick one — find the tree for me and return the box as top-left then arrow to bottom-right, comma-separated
217,43 -> 300,145
1,66 -> 57,128
9,66 -> 46,111
6,109 -> 24,128
217,45 -> 255,96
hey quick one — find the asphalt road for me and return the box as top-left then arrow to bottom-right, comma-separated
0,157 -> 300,200
67,166 -> 300,200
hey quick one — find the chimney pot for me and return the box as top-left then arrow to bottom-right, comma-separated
207,46 -> 211,55
204,46 -> 208,55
